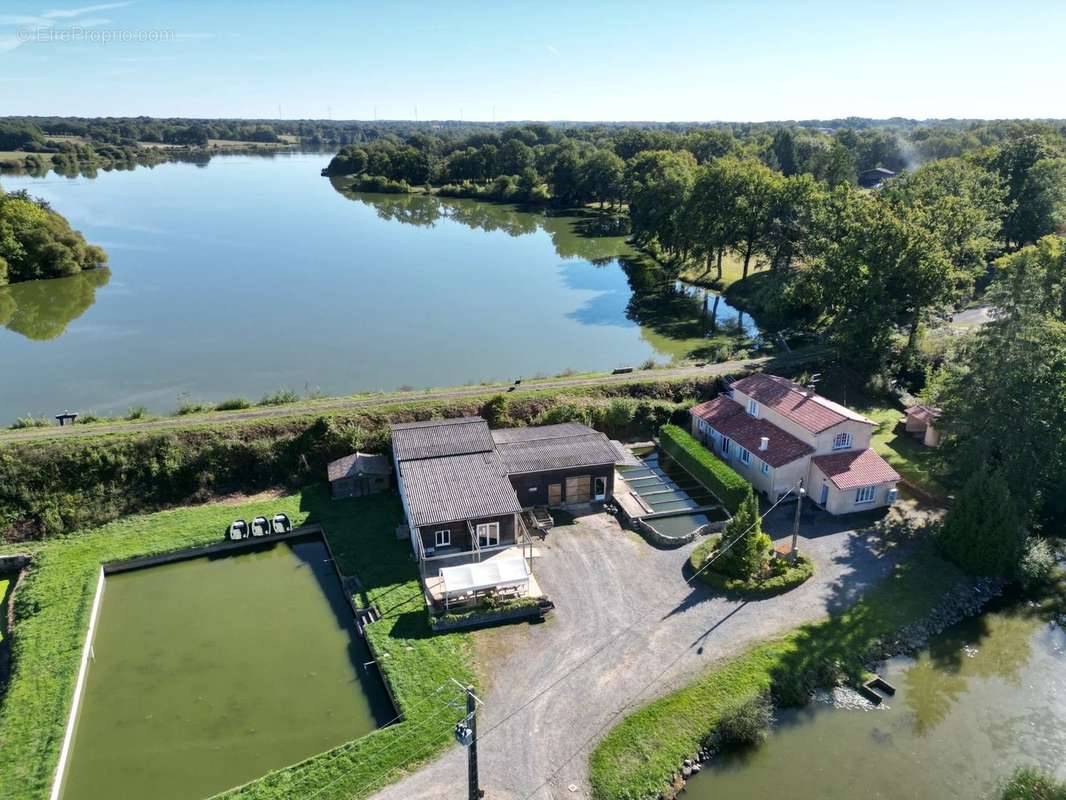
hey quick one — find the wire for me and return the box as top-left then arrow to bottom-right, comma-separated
476,484 -> 799,747
516,487 -> 803,799
283,682 -> 464,798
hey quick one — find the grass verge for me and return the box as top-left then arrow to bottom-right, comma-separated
0,485 -> 475,800
588,544 -> 964,800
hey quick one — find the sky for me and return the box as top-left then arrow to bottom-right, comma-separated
1,0 -> 1064,122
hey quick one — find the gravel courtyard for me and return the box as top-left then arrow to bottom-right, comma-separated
373,504 -> 906,800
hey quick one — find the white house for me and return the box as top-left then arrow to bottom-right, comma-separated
690,373 -> 900,514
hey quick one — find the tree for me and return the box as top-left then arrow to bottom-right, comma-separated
579,150 -> 624,210
936,467 -> 1026,576
714,489 -> 770,580
771,128 -> 799,176
549,144 -> 585,206
990,134 -> 1066,248
0,189 -> 108,284
761,173 -> 825,272
729,158 -> 783,279
624,149 -> 695,253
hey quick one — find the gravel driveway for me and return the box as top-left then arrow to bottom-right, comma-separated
372,504 -> 901,800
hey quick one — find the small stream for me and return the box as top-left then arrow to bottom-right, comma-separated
685,601 -> 1066,799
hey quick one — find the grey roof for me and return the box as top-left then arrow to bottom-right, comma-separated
494,428 -> 622,474
399,452 -> 522,527
327,452 -> 392,482
491,422 -> 595,444
391,417 -> 494,462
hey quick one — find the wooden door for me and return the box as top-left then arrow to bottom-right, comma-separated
547,483 -> 562,505
565,475 -> 591,503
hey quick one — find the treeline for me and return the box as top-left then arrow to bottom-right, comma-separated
0,187 -> 107,284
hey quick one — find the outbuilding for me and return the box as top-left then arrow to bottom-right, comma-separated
327,452 -> 393,499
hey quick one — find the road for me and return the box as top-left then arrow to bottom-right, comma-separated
371,506 -> 903,800
0,355 -> 803,444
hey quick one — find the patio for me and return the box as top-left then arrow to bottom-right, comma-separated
421,545 -> 543,610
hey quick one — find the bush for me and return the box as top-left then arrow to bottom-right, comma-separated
10,415 -> 51,429
1001,768 -> 1066,800
936,466 -> 1027,576
125,405 -> 148,420
707,691 -> 773,748
175,402 -> 211,416
215,397 -> 251,411
659,424 -> 750,512
1017,537 -> 1056,587
258,389 -> 300,406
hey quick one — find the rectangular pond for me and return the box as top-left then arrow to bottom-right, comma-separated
59,534 -> 394,800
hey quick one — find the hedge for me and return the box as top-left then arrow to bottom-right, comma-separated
659,424 -> 751,512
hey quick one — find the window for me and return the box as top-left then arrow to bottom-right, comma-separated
855,486 -> 876,504
434,529 -> 451,547
476,522 -> 500,547
760,461 -> 770,475
739,447 -> 752,466
747,399 -> 759,417
721,438 -> 730,456
833,432 -> 853,450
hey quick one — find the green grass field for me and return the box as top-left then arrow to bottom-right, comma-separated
0,575 -> 11,644
858,403 -> 947,500
0,486 -> 475,800
589,545 -> 964,800
678,248 -> 750,290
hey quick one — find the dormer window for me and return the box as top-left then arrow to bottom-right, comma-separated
747,399 -> 759,418
833,432 -> 853,450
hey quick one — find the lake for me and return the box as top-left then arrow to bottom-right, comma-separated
0,153 -> 759,424
686,602 -> 1066,799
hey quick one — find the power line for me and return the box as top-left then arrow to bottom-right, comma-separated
477,486 -> 799,747
332,722 -> 459,800
282,682 -> 463,799
515,488 -> 802,799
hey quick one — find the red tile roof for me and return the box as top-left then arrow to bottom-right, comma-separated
692,396 -> 814,468
730,374 -> 873,434
906,404 -> 941,424
811,448 -> 900,490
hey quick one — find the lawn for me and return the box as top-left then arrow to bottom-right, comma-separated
0,485 -> 475,800
0,575 -> 10,644
678,249 -> 750,290
857,403 -> 947,500
588,545 -> 965,800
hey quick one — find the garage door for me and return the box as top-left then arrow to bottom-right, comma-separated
565,475 -> 591,503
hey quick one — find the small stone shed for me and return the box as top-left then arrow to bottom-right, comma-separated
327,452 -> 393,499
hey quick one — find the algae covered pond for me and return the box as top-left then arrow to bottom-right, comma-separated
686,604 -> 1066,799
60,535 -> 393,800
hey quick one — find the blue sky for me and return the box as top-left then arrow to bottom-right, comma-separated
1,0 -> 1064,121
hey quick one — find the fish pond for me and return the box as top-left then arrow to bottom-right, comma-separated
686,601 -> 1066,799
59,534 -> 393,800
0,153 -> 762,424
618,448 -> 729,540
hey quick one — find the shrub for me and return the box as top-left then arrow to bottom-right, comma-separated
659,424 -> 750,512
481,394 -> 510,428
936,466 -> 1027,576
175,402 -> 211,416
258,389 -> 300,406
10,414 -> 51,429
125,405 -> 148,420
1017,537 -> 1056,587
1001,768 -> 1066,800
714,490 -> 769,579
707,691 -> 773,748
215,397 -> 251,411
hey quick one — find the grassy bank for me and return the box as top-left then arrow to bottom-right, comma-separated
677,249 -> 749,291
2,375 -> 735,541
0,485 -> 476,800
588,545 -> 965,800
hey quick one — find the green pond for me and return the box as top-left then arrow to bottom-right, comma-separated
0,153 -> 760,424
59,535 -> 393,800
686,603 -> 1066,799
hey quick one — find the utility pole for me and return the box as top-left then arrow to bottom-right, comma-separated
790,481 -> 804,562
452,679 -> 483,800
466,686 -> 479,800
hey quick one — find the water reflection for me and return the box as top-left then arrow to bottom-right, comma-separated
338,189 -> 762,360
0,268 -> 111,340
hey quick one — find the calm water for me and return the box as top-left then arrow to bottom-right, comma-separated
60,536 -> 392,800
0,153 -> 758,423
687,606 -> 1066,799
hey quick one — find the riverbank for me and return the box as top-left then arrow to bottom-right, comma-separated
588,543 -> 976,800
0,486 -> 476,800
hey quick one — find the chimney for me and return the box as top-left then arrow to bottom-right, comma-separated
759,436 -> 769,452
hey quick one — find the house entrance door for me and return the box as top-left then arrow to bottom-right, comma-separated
547,483 -> 563,505
593,476 -> 607,501
819,484 -> 829,506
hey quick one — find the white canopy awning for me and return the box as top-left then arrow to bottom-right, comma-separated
439,557 -> 530,599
